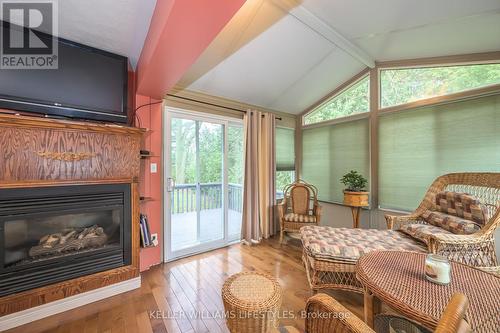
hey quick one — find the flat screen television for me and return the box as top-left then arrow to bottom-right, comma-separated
0,21 -> 129,123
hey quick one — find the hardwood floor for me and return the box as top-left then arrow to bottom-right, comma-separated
5,237 -> 364,333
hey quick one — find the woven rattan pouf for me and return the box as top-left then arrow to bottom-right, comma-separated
222,271 -> 283,333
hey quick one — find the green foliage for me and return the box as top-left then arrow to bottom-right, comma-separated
227,126 -> 244,184
276,170 -> 295,195
304,63 -> 500,126
381,63 -> 500,107
199,123 -> 223,183
340,170 -> 368,192
171,118 -> 244,185
304,76 -> 369,125
171,118 -> 195,184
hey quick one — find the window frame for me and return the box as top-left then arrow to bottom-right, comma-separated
298,52 -> 500,212
302,71 -> 370,127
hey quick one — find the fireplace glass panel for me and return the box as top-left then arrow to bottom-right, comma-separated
4,208 -> 122,268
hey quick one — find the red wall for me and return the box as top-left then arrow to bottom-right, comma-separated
136,94 -> 163,271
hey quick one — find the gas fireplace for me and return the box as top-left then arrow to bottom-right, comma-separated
0,184 -> 132,297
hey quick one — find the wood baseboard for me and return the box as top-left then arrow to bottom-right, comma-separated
0,277 -> 141,331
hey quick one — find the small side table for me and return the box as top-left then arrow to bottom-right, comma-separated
348,205 -> 366,228
343,191 -> 369,228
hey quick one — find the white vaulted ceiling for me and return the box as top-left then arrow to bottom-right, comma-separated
57,0 -> 157,67
6,0 -> 158,68
178,0 -> 500,114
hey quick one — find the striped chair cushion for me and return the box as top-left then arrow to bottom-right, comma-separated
284,213 -> 317,223
300,226 -> 426,263
421,210 -> 482,235
399,223 -> 453,245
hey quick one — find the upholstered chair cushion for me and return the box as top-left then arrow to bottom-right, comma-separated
398,223 -> 453,245
300,226 -> 426,263
420,191 -> 487,235
421,211 -> 482,235
283,213 -> 317,223
434,191 -> 488,225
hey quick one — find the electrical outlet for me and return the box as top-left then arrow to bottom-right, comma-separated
151,233 -> 159,246
150,163 -> 157,173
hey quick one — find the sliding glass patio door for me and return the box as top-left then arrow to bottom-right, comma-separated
164,108 -> 243,261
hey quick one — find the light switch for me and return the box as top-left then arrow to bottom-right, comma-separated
150,163 -> 157,173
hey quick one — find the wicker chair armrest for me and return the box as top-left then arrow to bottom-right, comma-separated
428,233 -> 498,267
277,202 -> 285,219
429,233 -> 485,246
385,214 -> 423,230
478,265 -> 500,276
313,203 -> 322,223
305,293 -> 373,333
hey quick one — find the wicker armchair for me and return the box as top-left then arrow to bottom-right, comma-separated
385,173 -> 500,267
278,180 -> 321,244
304,293 -> 470,333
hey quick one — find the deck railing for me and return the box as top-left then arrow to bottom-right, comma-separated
172,183 -> 243,214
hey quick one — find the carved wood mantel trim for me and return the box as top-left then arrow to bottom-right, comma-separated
36,151 -> 96,161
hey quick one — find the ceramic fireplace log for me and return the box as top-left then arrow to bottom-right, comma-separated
29,225 -> 108,258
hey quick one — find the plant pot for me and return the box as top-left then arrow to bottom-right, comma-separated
343,190 -> 369,207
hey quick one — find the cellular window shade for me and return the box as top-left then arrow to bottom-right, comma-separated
302,119 -> 369,203
276,127 -> 295,171
379,94 -> 500,211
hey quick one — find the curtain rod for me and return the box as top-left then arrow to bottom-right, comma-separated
166,93 -> 282,120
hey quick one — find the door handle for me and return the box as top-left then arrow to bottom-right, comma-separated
167,178 -> 175,192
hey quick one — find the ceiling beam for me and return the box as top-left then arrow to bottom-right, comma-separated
136,0 -> 246,98
272,0 -> 375,68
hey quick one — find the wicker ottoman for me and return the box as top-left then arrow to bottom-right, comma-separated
222,271 -> 283,333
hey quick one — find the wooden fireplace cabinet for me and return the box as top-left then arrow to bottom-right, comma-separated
0,113 -> 143,316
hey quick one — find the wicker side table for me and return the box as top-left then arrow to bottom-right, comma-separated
356,251 -> 500,332
222,271 -> 283,333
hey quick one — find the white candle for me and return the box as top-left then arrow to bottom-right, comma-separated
425,254 -> 451,285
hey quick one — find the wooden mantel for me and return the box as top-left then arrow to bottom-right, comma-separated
0,113 -> 143,316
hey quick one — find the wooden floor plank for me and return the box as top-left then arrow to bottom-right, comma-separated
4,237 -> 364,333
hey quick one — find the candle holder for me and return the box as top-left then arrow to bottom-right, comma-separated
425,254 -> 451,285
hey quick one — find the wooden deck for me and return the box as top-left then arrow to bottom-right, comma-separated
171,209 -> 242,251
5,237 -> 365,333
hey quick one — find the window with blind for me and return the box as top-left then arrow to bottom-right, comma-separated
276,127 -> 295,171
275,127 -> 296,196
302,119 -> 370,203
379,94 -> 500,211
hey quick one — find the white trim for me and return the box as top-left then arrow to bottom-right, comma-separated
272,0 -> 375,68
377,58 -> 500,70
302,112 -> 370,129
0,277 -> 141,331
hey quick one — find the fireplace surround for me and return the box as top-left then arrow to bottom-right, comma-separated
0,184 -> 132,297
0,113 -> 142,317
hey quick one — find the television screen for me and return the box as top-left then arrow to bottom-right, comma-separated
0,21 -> 128,123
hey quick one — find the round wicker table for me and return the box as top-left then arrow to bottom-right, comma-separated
356,251 -> 500,332
222,271 -> 283,333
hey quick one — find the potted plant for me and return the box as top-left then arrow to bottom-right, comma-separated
341,170 -> 369,207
